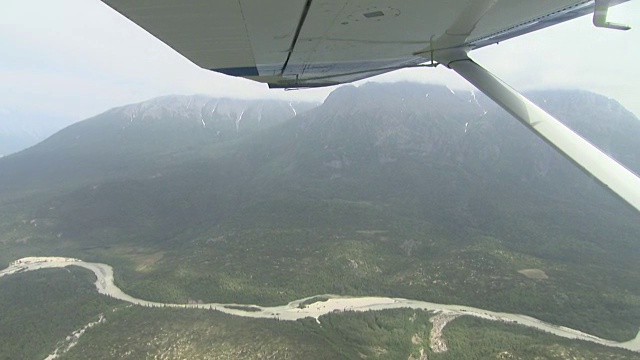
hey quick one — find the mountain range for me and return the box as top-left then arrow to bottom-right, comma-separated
0,83 -> 639,349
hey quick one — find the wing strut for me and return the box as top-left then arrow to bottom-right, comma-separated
437,50 -> 640,213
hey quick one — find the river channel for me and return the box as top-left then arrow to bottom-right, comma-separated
1,257 -> 638,353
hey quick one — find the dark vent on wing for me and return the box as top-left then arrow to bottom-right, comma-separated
363,11 -> 384,18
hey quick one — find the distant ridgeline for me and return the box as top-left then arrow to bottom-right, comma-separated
0,109 -> 73,157
0,83 -> 638,343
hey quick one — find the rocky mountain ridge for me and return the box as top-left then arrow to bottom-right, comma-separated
1,83 -> 639,345
0,95 -> 317,195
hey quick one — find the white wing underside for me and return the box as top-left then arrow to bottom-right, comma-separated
101,0 -> 626,87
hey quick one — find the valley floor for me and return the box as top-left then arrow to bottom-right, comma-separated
2,256 -> 639,355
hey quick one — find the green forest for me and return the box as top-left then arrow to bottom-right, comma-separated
1,268 -> 638,359
1,86 -> 639,358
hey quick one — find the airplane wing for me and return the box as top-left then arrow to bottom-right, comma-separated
101,0 -> 640,213
100,0 -> 628,88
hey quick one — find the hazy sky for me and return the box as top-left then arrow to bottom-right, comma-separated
1,0 -> 639,122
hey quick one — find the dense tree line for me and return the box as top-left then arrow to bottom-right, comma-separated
0,268 -> 119,360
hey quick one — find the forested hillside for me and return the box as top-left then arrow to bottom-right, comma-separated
0,84 -> 639,358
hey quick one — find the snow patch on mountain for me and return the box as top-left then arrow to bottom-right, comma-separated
110,95 -> 319,136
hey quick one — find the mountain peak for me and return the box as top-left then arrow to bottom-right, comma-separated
324,82 -> 461,106
105,95 -> 316,131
